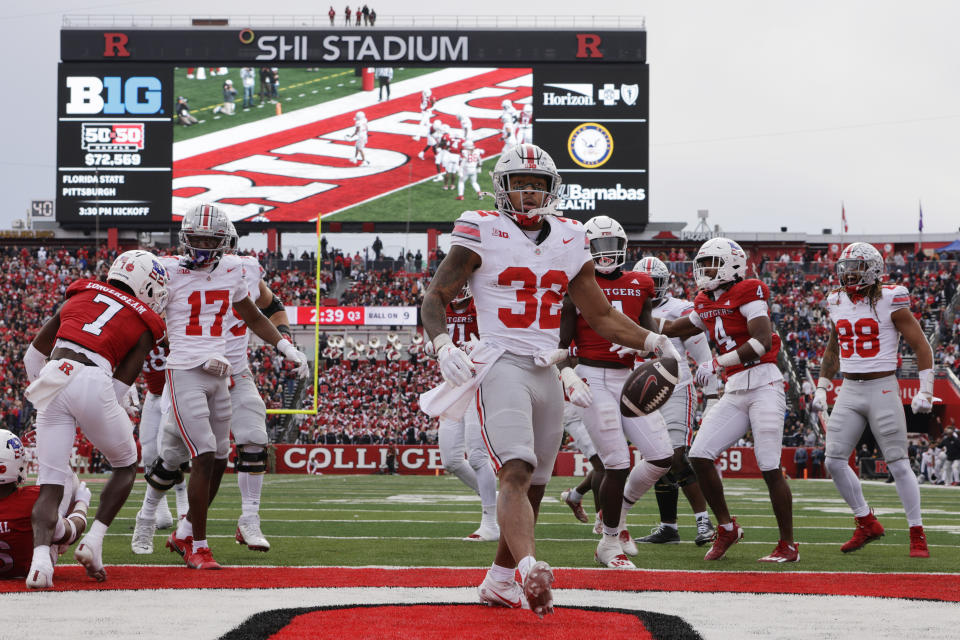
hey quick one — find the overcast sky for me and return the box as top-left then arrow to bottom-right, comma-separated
2,0 -> 957,236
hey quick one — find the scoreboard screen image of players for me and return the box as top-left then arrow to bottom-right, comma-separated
56,26 -> 648,231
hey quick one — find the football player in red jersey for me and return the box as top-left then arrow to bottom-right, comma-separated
660,238 -> 797,562
811,242 -> 933,557
0,430 -> 92,580
21,250 -> 169,586
557,216 -> 677,568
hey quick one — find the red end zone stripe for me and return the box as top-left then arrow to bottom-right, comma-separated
2,567 -> 958,601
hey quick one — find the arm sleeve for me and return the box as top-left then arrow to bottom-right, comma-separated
739,300 -> 769,321
688,310 -> 705,330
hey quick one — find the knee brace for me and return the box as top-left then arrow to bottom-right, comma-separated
670,453 -> 698,488
234,444 -> 268,474
145,457 -> 184,491
653,476 -> 678,494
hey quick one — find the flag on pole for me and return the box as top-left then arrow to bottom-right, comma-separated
841,202 -> 848,233
918,201 -> 924,232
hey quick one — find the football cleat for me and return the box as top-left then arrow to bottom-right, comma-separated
464,524 -> 500,542
132,510 -> 156,555
638,524 -> 681,544
74,538 -> 107,582
455,195 -> 464,200
841,512 -> 885,553
596,542 -> 636,569
909,526 -> 930,558
522,561 -> 555,618
704,518 -> 743,560
560,489 -> 589,523
593,510 -> 604,535
166,531 -> 192,557
695,517 -> 716,547
618,529 -> 639,556
155,499 -> 174,530
25,562 -> 54,589
758,540 -> 799,563
185,545 -> 222,570
236,515 -> 271,552
478,574 -> 529,609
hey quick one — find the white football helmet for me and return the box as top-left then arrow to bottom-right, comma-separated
501,99 -> 513,110
523,104 -> 533,115
355,111 -> 366,122
0,429 -> 27,486
106,250 -> 169,313
634,256 -> 671,299
837,242 -> 884,291
226,219 -> 239,253
432,118 -> 442,130
422,88 -> 431,98
693,237 -> 748,291
584,216 -> 627,273
179,203 -> 232,267
463,139 -> 475,150
491,144 -> 562,228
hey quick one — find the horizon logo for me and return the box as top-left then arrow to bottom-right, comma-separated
542,83 -> 595,106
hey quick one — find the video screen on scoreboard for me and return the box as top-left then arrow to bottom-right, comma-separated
57,63 -> 648,229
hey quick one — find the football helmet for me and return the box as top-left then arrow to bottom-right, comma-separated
634,256 -> 671,299
0,429 -> 26,486
355,111 -> 366,122
491,144 -> 562,228
693,237 -> 747,291
226,219 -> 239,253
463,139 -> 475,150
584,216 -> 627,273
523,104 -> 533,115
452,283 -> 472,304
422,88 -> 431,98
836,242 -> 884,291
432,118 -> 442,130
179,203 -> 232,267
106,250 -> 169,314
501,99 -> 513,110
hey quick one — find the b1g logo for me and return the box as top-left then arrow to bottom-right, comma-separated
65,76 -> 163,115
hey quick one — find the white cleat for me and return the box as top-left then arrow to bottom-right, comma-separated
596,538 -> 636,569
132,510 -> 156,555
25,562 -> 54,589
619,529 -> 639,556
478,574 -> 529,609
155,499 -> 174,530
75,537 -> 107,582
236,515 -> 270,552
522,561 -> 555,618
464,524 -> 500,541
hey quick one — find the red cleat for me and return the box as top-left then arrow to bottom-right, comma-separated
704,518 -> 743,560
455,195 -> 464,200
909,526 -> 930,558
185,545 -> 222,570
166,532 -> 192,557
758,540 -> 799,563
560,488 -> 589,523
841,512 -> 884,553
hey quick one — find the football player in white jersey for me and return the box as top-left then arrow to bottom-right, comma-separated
421,144 -> 681,616
458,112 -> 473,141
517,104 -> 533,145
811,242 -> 933,558
414,88 -> 436,141
159,204 -> 309,570
631,257 -> 717,546
456,140 -> 485,201
347,111 -> 369,166
500,112 -> 518,154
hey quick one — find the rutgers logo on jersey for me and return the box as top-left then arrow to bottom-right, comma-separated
446,299 -> 478,347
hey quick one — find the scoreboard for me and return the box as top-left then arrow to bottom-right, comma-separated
57,26 -> 648,231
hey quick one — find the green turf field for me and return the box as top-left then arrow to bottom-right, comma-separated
173,67 -> 439,142
327,162 -> 500,223
91,474 -> 959,572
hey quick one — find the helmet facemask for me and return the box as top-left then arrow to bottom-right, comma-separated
836,243 -> 884,293
590,235 -> 626,273
495,172 -> 560,228
694,255 -> 725,291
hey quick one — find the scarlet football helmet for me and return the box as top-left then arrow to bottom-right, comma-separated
584,216 -> 627,273
0,429 -> 26,486
634,256 -> 671,299
106,250 -> 169,313
179,203 -> 232,267
836,242 -> 884,291
693,237 -> 747,291
491,144 -> 562,228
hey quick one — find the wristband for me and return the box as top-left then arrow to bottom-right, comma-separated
816,378 -> 830,390
918,368 -> 934,395
716,350 -> 741,368
276,338 -> 296,359
746,337 -> 767,357
432,333 -> 453,352
277,324 -> 292,340
642,332 -> 661,353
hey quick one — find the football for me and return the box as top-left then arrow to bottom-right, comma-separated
620,357 -> 680,417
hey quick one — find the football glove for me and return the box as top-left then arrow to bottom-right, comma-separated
695,359 -> 720,388
811,387 -> 829,413
277,339 -> 310,378
434,334 -> 475,386
560,367 -> 593,408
